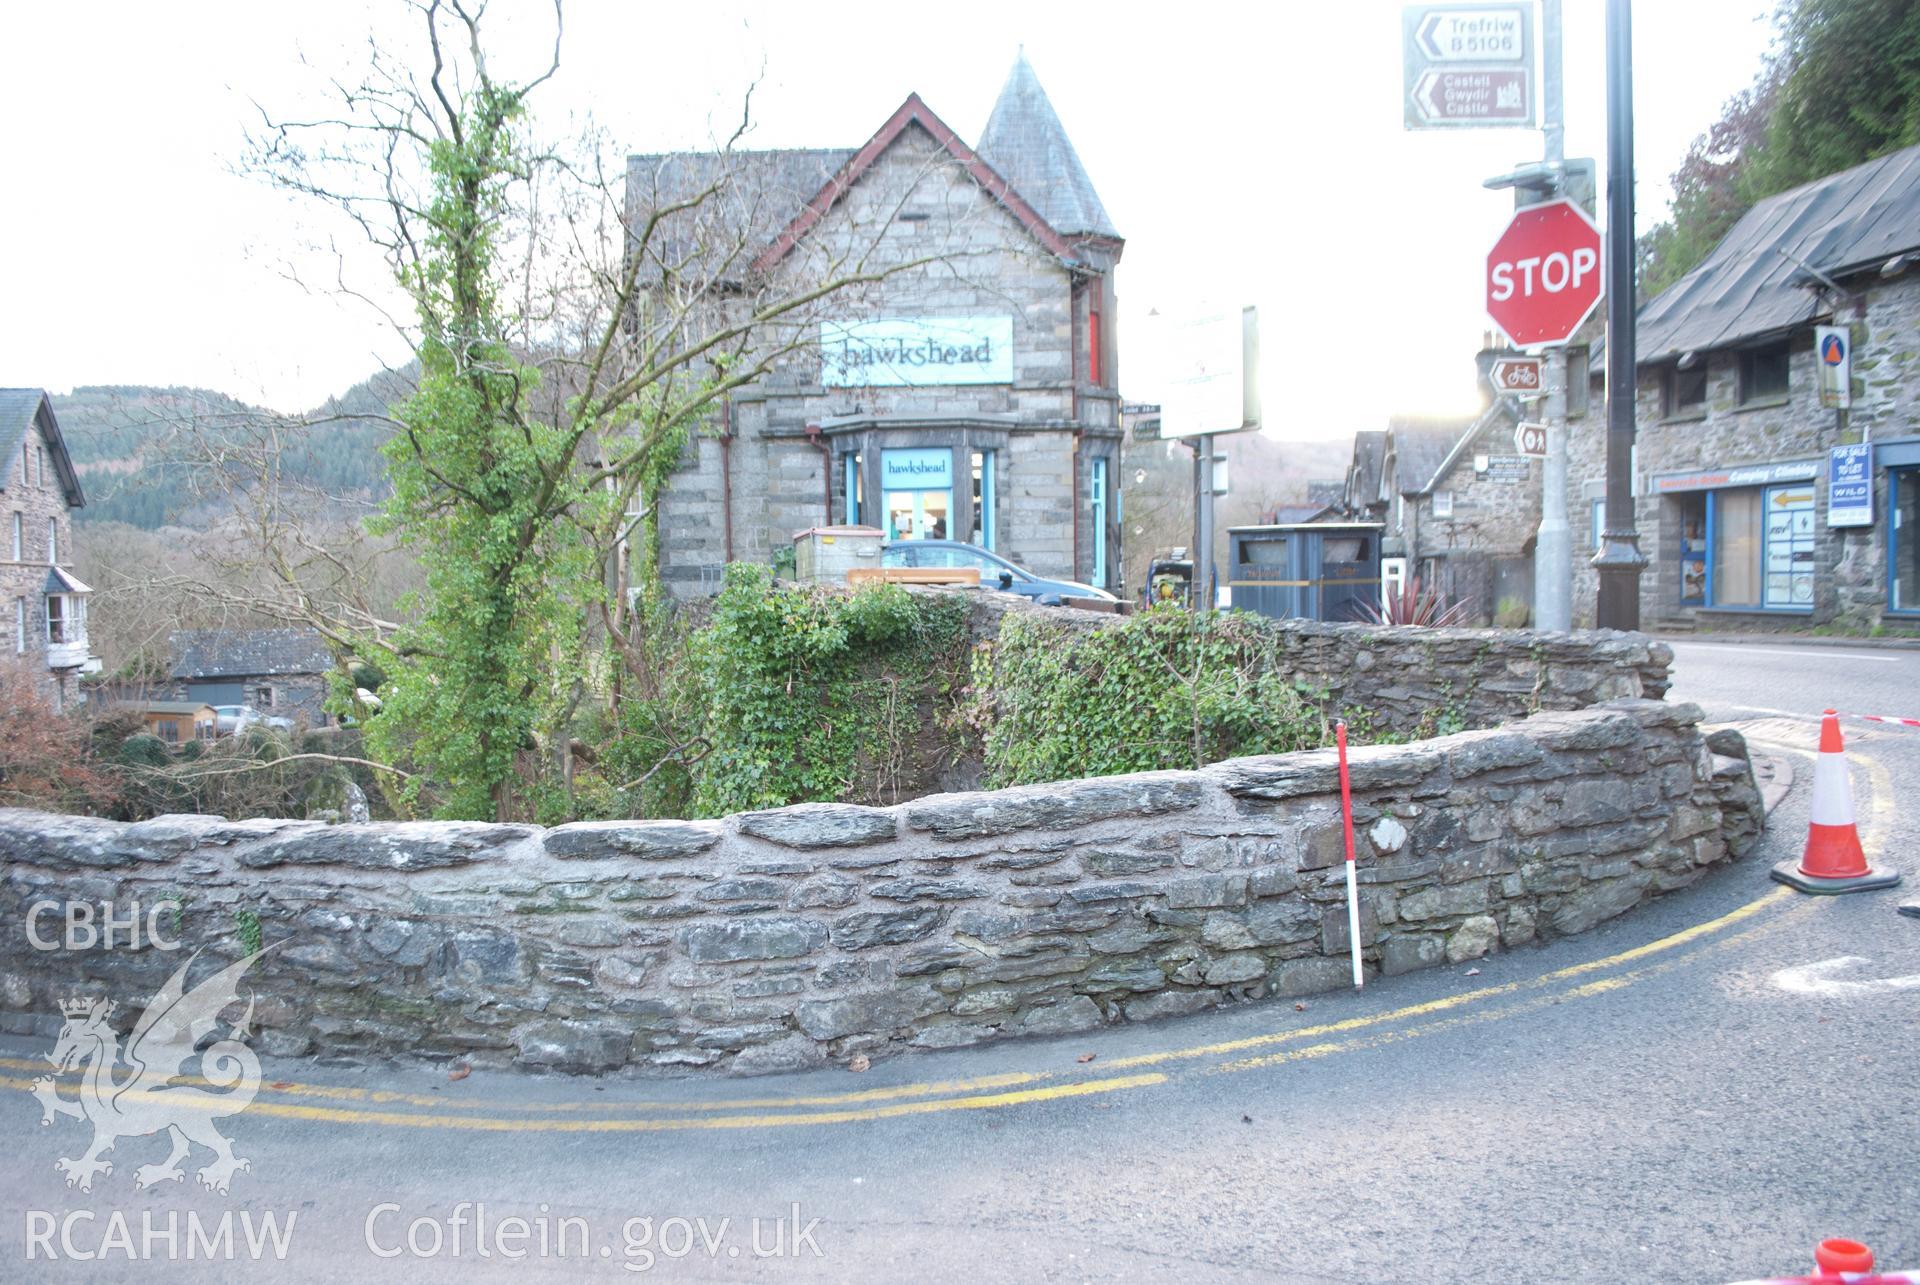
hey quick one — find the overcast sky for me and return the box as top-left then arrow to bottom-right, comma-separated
0,1 -> 1774,440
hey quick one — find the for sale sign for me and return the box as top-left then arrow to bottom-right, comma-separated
1827,443 -> 1873,528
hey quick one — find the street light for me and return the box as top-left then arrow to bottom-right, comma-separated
1593,0 -> 1648,630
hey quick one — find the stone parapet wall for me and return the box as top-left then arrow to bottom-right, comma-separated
0,699 -> 1758,1077
965,592 -> 1674,737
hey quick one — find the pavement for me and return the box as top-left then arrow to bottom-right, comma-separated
2,640 -> 1917,1282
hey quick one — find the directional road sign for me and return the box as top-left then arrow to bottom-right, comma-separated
1404,4 -> 1534,129
1514,422 -> 1548,458
1489,355 -> 1543,395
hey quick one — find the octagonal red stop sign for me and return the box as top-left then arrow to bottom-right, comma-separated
1486,198 -> 1603,348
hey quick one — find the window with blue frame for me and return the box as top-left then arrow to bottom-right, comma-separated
842,452 -> 862,525
1090,457 -> 1109,587
1892,468 -> 1920,613
1677,493 -> 1706,604
1706,484 -> 1815,609
970,449 -> 995,550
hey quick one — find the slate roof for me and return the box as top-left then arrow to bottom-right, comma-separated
626,58 -> 1117,278
975,51 -> 1120,241
1640,142 -> 1920,362
169,628 -> 332,680
135,700 -> 216,716
625,147 -> 856,267
1267,502 -> 1337,525
0,388 -> 85,507
1386,417 -> 1475,496
45,567 -> 91,595
1345,430 -> 1389,510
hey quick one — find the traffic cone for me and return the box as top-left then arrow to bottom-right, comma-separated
1771,711 -> 1902,894
1814,1237 -> 1874,1277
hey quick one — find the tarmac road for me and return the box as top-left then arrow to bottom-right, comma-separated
1,638 -> 1916,1283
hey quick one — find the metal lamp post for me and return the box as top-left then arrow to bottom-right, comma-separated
1593,0 -> 1647,629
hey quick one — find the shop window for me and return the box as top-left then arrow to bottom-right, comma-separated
1090,458 -> 1109,587
880,448 -> 952,541
1892,469 -> 1920,614
1676,493 -> 1706,604
1739,341 -> 1790,404
1709,484 -> 1814,610
1664,362 -> 1707,416
841,452 -> 862,525
970,450 -> 995,550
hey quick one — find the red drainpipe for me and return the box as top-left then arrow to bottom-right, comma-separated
805,424 -> 832,523
719,395 -> 735,562
1070,277 -> 1082,578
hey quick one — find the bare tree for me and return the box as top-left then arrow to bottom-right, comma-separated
213,0 -> 1007,819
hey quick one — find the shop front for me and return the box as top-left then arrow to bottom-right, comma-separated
1650,460 -> 1821,616
1883,438 -> 1920,618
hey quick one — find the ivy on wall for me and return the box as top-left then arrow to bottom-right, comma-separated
969,607 -> 1337,787
684,565 -> 969,816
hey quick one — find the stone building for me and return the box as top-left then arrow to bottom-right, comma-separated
629,53 -> 1125,597
1,389 -> 94,709
168,628 -> 334,726
1567,144 -> 1920,630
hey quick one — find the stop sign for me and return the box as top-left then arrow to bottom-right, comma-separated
1486,198 -> 1603,348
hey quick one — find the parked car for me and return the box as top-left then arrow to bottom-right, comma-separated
211,704 -> 294,736
881,540 -> 1117,606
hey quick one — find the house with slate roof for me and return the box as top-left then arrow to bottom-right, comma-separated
2,389 -> 95,710
627,52 -> 1127,596
1567,143 -> 1920,630
167,627 -> 335,726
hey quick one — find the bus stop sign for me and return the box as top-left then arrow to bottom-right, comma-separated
1486,198 -> 1603,348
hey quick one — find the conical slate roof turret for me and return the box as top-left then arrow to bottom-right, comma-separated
976,51 -> 1119,241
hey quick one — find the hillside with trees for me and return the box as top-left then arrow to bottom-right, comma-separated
52,371 -> 406,529
1638,0 -> 1920,296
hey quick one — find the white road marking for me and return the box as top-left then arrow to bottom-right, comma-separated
1770,956 -> 1920,998
1670,643 -> 1904,664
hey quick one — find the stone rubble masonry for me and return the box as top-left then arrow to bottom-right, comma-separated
0,698 -> 1761,1077
964,589 -> 1673,738
1564,270 -> 1920,631
2,406 -> 82,709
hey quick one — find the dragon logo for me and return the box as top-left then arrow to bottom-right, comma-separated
31,950 -> 264,1194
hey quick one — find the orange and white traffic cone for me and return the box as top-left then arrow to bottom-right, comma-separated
1771,710 -> 1902,895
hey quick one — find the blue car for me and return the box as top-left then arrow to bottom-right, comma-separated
881,540 -> 1117,606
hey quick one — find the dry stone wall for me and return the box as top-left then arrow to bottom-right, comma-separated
0,699 -> 1759,1077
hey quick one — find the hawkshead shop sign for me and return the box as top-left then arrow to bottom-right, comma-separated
819,317 -> 1013,387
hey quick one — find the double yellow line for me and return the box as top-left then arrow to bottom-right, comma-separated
0,888 -> 1794,1133
1,730 -> 1860,1135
